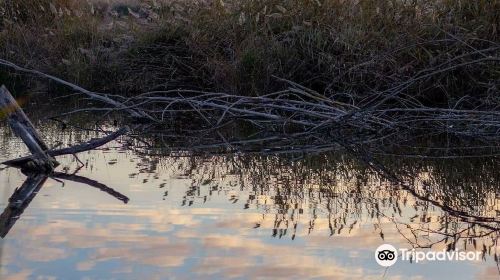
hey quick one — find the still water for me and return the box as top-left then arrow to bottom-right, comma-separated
0,122 -> 498,280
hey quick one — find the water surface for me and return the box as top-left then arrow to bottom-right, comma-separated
0,122 -> 498,280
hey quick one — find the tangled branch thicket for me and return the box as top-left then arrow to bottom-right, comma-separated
2,57 -> 499,157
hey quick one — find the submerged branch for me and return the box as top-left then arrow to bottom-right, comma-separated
2,127 -> 130,168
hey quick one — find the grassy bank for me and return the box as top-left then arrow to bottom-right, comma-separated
1,0 -> 498,103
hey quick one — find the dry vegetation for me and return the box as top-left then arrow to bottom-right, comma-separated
1,0 -> 498,94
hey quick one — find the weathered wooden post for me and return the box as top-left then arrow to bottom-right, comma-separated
0,85 -> 58,172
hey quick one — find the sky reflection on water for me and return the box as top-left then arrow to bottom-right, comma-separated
0,124 -> 498,280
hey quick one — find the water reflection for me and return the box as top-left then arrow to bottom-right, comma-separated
0,122 -> 498,279
0,171 -> 129,238
158,153 -> 499,250
0,174 -> 47,238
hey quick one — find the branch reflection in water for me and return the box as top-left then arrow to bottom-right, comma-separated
0,121 -> 498,279
143,152 -> 499,257
0,171 -> 129,238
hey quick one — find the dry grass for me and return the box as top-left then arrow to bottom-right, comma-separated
0,0 -> 499,106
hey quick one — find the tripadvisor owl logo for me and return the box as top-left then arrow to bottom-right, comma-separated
375,244 -> 398,267
375,244 -> 482,266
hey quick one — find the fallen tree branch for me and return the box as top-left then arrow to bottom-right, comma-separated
0,85 -> 58,172
2,127 -> 130,168
1,56 -> 499,152
0,59 -> 154,121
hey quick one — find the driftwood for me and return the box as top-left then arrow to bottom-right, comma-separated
3,127 -> 130,168
1,84 -> 129,171
0,172 -> 129,238
0,85 -> 58,172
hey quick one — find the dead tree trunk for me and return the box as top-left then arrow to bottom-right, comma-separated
1,85 -> 129,172
0,85 -> 58,172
